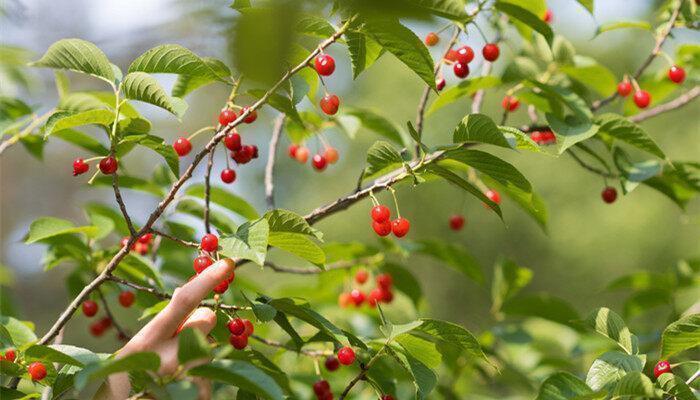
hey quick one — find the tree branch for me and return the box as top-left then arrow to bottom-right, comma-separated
568,150 -> 619,179
263,254 -> 384,274
112,172 -> 137,237
149,229 -> 199,248
203,147 -> 216,234
265,115 -> 285,210
629,86 -> 700,123
0,110 -> 54,156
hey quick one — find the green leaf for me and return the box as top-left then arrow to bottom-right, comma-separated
185,184 -> 259,220
74,352 -> 160,391
128,134 -> 179,176
425,164 -> 502,217
561,57 -> 617,97
219,218 -> 270,266
389,347 -> 437,400
415,239 -> 484,284
176,199 -> 237,234
548,113 -> 599,154
402,0 -> 469,20
536,372 -> 594,400
612,372 -> 658,397
344,108 -> 404,144
263,209 -> 321,239
172,57 -> 232,98
178,328 -> 211,365
345,30 -> 384,79
128,44 -> 228,82
428,77 -> 501,115
295,15 -> 336,37
396,333 -> 442,369
121,72 -> 187,117
268,233 -> 325,267
120,254 -> 165,289
268,298 -> 343,342
44,109 -> 115,138
575,0 -> 594,13
661,313 -> 700,358
0,316 -> 37,347
383,263 -> 422,307
243,295 -> 277,322
595,21 -> 652,36
495,1 -> 554,44
414,319 -> 489,363
584,307 -> 638,354
361,17 -> 436,90
585,351 -> 644,391
93,175 -> 165,197
25,217 -> 98,243
491,259 -> 533,314
24,344 -> 84,367
444,148 -> 532,192
364,140 -> 404,178
452,113 -> 511,148
189,360 -> 284,400
502,293 -> 579,328
0,387 -> 40,399
52,129 -> 109,155
384,320 -> 424,341
657,373 -> 695,400
30,38 -> 115,84
595,113 -> 665,158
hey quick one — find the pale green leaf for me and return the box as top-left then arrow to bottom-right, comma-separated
584,307 -> 637,354
189,360 -> 284,400
44,109 -> 114,138
452,113 -> 511,148
661,313 -> 700,358
25,217 -> 98,243
30,38 -> 115,84
121,72 -> 187,117
428,77 -> 501,115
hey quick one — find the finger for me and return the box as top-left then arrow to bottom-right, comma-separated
176,307 -> 217,336
148,258 -> 235,339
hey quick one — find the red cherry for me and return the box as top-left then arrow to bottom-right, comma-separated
324,147 -> 339,164
449,214 -> 465,231
224,132 -> 242,151
72,158 -> 89,176
219,109 -> 237,126
456,45 -> 474,64
90,321 -> 107,336
668,65 -> 685,83
382,395 -> 395,400
138,233 -> 153,244
227,270 -> 236,284
231,145 -> 254,164
502,96 -> 520,112
201,234 -> 219,252
28,362 -> 47,381
320,94 -> 340,115
601,186 -> 617,204
486,189 -> 501,204
295,146 -> 309,163
314,54 -> 335,76
445,49 -> 459,62
355,269 -> 369,284
4,349 -> 15,362
368,288 -> 383,307
99,156 -> 118,174
617,81 -> 632,97
99,317 -> 112,329
229,334 -> 248,350
377,273 -> 392,289
227,318 -> 245,335
530,131 -> 544,144
633,90 -> 651,108
312,154 -> 327,171
543,9 -> 553,23
134,242 -> 149,255
213,280 -> 229,294
453,62 -> 470,78
324,356 -> 340,372
243,319 -> 254,336
372,220 -> 392,236
313,380 -> 331,396
337,346 -> 356,365
371,205 -> 391,223
424,32 -> 439,46
288,144 -> 299,158
349,289 -> 365,306
173,137 -> 192,157
436,78 -> 446,91
193,256 -> 213,274
482,43 -> 500,62
221,168 -> 236,184
541,130 -> 556,145
118,291 -> 135,308
391,218 -> 410,238
82,300 -> 98,317
380,288 -> 394,303
338,292 -> 352,308
239,106 -> 257,124
653,360 -> 672,378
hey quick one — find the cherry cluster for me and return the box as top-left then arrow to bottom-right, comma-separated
72,155 -> 118,176
313,346 -> 356,399
82,290 -> 133,337
529,130 -> 556,146
288,143 -> 339,172
370,205 -> 410,238
227,317 -> 254,350
119,233 -> 154,256
193,234 -> 235,294
426,31 -> 501,87
0,348 -> 47,381
339,271 -> 395,308
617,65 -> 685,109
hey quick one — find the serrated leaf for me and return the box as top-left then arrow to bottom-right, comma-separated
584,307 -> 637,354
345,30 -> 384,79
415,239 -> 484,284
268,298 -> 343,342
185,184 -> 259,220
585,351 -> 644,391
178,328 -> 210,365
189,360 -> 284,400
25,217 -> 99,243
385,320 -> 424,341
268,232 -> 325,267
219,218 -> 269,266
128,44 -> 227,82
452,113 -> 511,148
595,21 -> 652,36
612,372 -> 658,397
74,352 -> 160,391
661,313 -> 700,358
44,109 -> 115,138
396,333 -> 442,369
121,72 -> 187,117
496,1 -> 554,44
295,14 -> 336,37
428,77 -> 501,115
344,108 -> 404,144
389,347 -> 437,400
172,57 -> 232,98
657,373 -> 695,400
364,140 -> 404,178
425,164 -> 502,217
444,148 -> 532,193
595,113 -> 665,159
264,209 -> 321,239
30,38 -> 115,84
414,319 -> 488,363
402,0 -> 469,20
536,372 -> 594,400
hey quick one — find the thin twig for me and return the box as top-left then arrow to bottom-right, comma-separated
568,150 -> 619,179
250,334 -> 332,357
112,172 -> 137,237
263,254 -> 384,274
629,86 -> 700,123
96,287 -> 131,341
203,147 -> 216,234
150,229 -> 199,248
265,115 -> 285,210
686,368 -> 700,385
0,110 -> 54,156
338,347 -> 386,400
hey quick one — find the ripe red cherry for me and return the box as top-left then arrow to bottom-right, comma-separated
502,96 -> 520,112
314,54 -> 335,76
337,346 -> 356,365
456,45 -> 474,64
313,380 -> 331,396
445,49 -> 459,62
201,234 -> 219,252
391,218 -> 410,238
138,233 -> 153,244
377,273 -> 392,289
371,205 -> 391,223
320,94 -> 340,115
543,9 -> 553,23
173,137 -> 192,157
288,144 -> 298,158
382,395 -> 395,400
82,300 -> 98,317
229,334 -> 248,350
312,154 -> 327,171
436,77 -> 446,91
372,220 -> 392,236
355,269 -> 369,284
349,289 -> 365,306
224,132 -> 242,151
4,349 -> 15,362
425,32 -> 439,46
28,362 -> 47,381
541,130 -> 556,145
99,156 -> 118,174
324,356 -> 340,371
231,145 -> 254,164
99,317 -> 112,329
449,214 -> 465,231
338,292 -> 352,308
453,62 -> 469,78
633,90 -> 651,108
213,280 -> 229,294
134,242 -> 149,255
601,186 -> 617,204
193,256 -> 213,274
324,147 -> 339,164
368,288 -> 383,307
118,291 -> 135,308
295,146 -> 309,163
221,168 -> 236,184
240,107 -> 257,124
482,43 -> 500,62
243,319 -> 254,336
72,158 -> 89,176
668,65 -> 685,83
219,109 -> 237,126
227,318 -> 245,335
90,320 -> 106,336
617,81 -> 632,97
530,131 -> 544,144
486,189 -> 501,204
653,360 -> 672,378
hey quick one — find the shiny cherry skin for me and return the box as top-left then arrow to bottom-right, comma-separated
314,54 -> 335,76
173,137 -> 192,157
668,65 -> 685,83
482,43 -> 500,62
201,234 -> 219,252
219,109 -> 237,126
320,94 -> 340,115
221,168 -> 236,184
391,218 -> 410,238
453,62 -> 469,78
617,81 -> 632,97
312,154 -> 327,171
82,300 -> 98,317
337,346 -> 356,365
372,220 -> 392,236
633,90 -> 651,108
99,156 -> 118,174
73,158 -> 89,176
371,205 -> 391,223
224,132 -> 242,151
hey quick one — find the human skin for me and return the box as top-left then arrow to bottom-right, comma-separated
94,258 -> 236,400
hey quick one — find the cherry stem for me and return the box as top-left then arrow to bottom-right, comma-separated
658,51 -> 675,66
223,144 -> 231,169
187,126 -> 216,141
313,358 -> 321,376
436,22 -> 453,34
388,187 -> 401,218
630,77 -> 642,92
83,156 -> 102,163
86,169 -> 101,185
472,21 -> 490,43
368,191 -> 380,207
